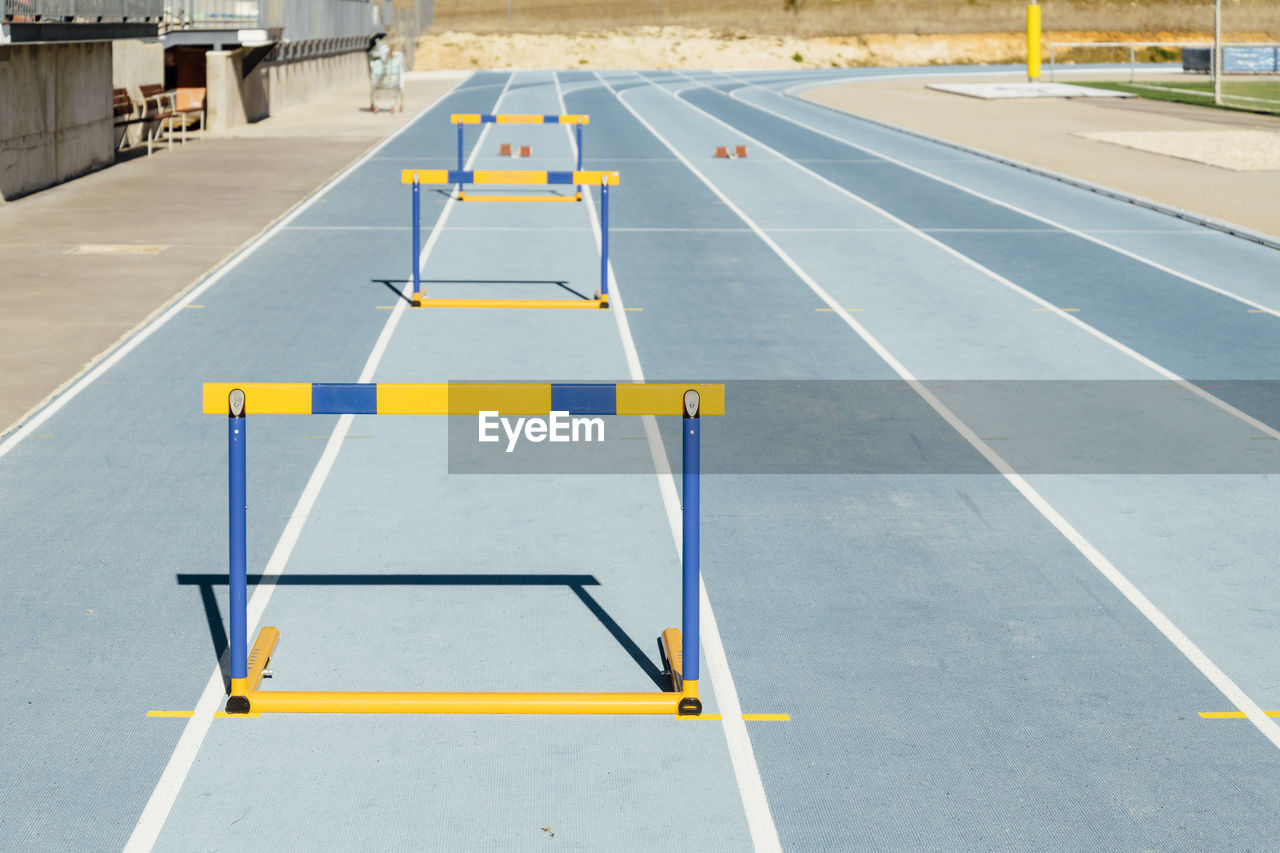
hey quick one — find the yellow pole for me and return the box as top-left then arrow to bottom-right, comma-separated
1027,2 -> 1042,81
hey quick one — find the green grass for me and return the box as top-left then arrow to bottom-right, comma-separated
1080,79 -> 1280,116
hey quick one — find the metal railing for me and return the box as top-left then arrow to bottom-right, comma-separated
1047,41 -> 1206,83
3,0 -> 162,20
1048,40 -> 1280,82
161,0 -> 386,40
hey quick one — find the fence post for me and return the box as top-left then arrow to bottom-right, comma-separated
1026,1 -> 1041,81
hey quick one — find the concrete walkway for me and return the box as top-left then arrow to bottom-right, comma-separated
804,71 -> 1280,240
0,73 -> 463,436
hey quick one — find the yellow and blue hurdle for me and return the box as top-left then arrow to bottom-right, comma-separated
451,114 -> 589,198
207,382 -> 723,715
403,169 -> 619,309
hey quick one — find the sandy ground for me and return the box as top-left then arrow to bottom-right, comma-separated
1080,129 -> 1280,171
804,72 -> 1280,237
415,28 -> 1220,70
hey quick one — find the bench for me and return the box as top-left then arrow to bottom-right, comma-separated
112,85 -> 173,155
162,87 -> 206,144
139,84 -> 176,152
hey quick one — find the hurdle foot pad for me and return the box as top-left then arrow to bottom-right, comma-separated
499,143 -> 512,156
677,697 -> 702,716
714,145 -> 748,159
225,695 -> 252,715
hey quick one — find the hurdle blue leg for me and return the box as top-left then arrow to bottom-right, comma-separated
576,122 -> 583,171
679,389 -> 702,715
412,175 -> 421,301
599,177 -> 609,300
227,389 -> 248,703
456,123 -> 464,193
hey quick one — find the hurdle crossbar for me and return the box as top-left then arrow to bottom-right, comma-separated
451,114 -> 589,189
404,170 -> 618,309
210,382 -> 721,716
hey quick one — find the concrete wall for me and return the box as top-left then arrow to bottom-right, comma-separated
111,39 -> 163,149
268,49 -> 367,114
205,46 -> 368,132
0,42 -> 114,204
205,49 -> 267,131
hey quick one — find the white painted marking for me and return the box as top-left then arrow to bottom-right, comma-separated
926,81 -> 1134,99
620,71 -> 1280,752
121,72 -> 508,853
583,70 -> 783,853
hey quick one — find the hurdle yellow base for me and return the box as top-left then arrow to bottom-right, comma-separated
458,191 -> 582,203
226,626 -> 700,716
411,294 -> 608,309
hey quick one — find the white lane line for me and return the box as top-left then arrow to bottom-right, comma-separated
663,72 -> 1280,443
121,72 -> 513,853
581,70 -> 783,853
611,71 -> 1280,752
0,80 -> 467,454
725,74 -> 1280,316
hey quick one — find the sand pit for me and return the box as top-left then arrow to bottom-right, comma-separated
1079,129 -> 1280,171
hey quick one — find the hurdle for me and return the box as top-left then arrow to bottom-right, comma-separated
206,382 -> 724,716
403,169 -> 618,309
452,114 -> 588,201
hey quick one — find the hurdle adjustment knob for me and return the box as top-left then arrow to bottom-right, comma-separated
683,389 -> 700,419
229,388 -> 245,417
677,697 -> 702,716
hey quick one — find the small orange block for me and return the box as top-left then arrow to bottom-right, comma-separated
499,143 -> 512,156
714,146 -> 729,158
519,145 -> 532,158
735,145 -> 748,158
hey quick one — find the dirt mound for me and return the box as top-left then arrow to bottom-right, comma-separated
414,28 -> 1231,71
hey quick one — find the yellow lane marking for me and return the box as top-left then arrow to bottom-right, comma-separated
942,436 -> 1007,441
214,711 -> 262,718
1032,307 -> 1079,312
376,306 -> 395,309
816,307 -> 862,312
1248,309 -> 1280,314
625,307 -> 643,311
185,304 -> 204,309
1200,711 -> 1280,718
1251,437 -> 1279,441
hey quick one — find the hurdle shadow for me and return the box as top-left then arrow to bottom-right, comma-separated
369,278 -> 594,303
177,572 -> 668,692
370,278 -> 416,305
421,278 -> 593,301
430,188 -> 578,199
